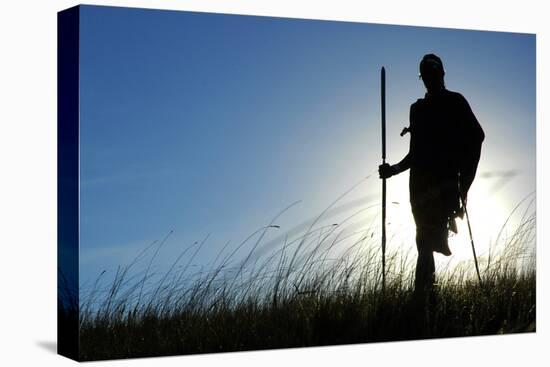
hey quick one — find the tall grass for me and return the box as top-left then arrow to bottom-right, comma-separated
71,189 -> 536,361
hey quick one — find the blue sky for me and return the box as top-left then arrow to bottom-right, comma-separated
78,5 -> 536,288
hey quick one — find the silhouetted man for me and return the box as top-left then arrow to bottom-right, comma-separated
379,54 -> 485,297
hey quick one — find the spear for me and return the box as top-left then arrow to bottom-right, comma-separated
381,66 -> 387,289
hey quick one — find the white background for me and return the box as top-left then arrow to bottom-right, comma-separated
0,0 -> 547,366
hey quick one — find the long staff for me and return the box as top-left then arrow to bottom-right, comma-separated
381,67 -> 387,289
459,183 -> 483,288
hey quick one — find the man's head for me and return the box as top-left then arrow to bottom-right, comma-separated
419,53 -> 445,92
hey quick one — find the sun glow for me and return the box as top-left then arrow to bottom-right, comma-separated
374,172 -> 517,273
445,179 -> 508,264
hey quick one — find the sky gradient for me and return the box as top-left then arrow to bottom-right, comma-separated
78,5 -> 536,288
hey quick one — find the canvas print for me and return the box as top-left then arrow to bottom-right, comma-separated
58,5 -> 536,361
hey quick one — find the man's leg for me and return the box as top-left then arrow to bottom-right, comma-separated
411,228 -> 436,336
415,228 -> 436,294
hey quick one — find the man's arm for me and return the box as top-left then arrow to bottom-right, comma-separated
379,153 -> 411,179
457,94 -> 485,197
394,152 -> 412,174
379,102 -> 416,179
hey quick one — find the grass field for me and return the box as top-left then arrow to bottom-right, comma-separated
60,193 -> 536,361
